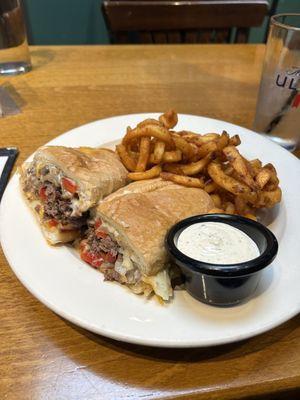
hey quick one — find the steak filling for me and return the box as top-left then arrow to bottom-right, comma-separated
22,164 -> 87,231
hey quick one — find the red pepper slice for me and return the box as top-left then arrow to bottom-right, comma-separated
96,230 -> 108,239
61,177 -> 77,194
39,186 -> 47,202
94,219 -> 102,230
80,249 -> 103,268
48,219 -> 58,228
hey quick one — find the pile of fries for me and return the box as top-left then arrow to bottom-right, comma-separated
116,111 -> 281,220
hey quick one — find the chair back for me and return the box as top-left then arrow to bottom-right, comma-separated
102,0 -> 269,44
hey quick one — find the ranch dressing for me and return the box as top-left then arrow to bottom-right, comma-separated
177,222 -> 259,265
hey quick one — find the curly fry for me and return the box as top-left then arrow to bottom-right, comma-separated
135,137 -> 151,172
208,162 -> 252,195
161,172 -> 205,188
128,165 -> 162,181
116,144 -> 136,172
159,110 -> 178,129
123,124 -> 174,146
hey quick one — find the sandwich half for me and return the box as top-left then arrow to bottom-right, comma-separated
79,178 -> 214,300
20,146 -> 128,244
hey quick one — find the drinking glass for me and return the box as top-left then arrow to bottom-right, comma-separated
0,0 -> 31,75
253,14 -> 300,151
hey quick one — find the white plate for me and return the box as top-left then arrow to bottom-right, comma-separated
1,114 -> 300,348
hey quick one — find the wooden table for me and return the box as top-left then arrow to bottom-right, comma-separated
0,45 -> 299,400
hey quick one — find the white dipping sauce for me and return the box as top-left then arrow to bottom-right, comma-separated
177,222 -> 260,265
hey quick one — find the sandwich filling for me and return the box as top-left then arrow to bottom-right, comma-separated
22,163 -> 88,232
79,218 -> 173,300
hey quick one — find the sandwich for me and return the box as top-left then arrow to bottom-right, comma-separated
79,178 -> 214,300
20,146 -> 128,244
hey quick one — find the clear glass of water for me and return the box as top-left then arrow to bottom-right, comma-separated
0,0 -> 31,75
253,14 -> 300,151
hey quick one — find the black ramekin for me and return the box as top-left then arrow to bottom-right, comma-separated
166,214 -> 278,307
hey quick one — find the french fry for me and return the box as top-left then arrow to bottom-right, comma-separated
173,136 -> 195,160
116,113 -> 281,220
198,141 -> 218,158
225,202 -> 235,214
264,163 -> 279,186
204,181 -> 218,194
159,110 -> 178,129
152,140 -> 165,164
180,153 -> 213,176
116,144 -> 136,172
223,146 -> 257,189
216,131 -> 229,152
137,119 -> 161,128
210,194 -> 222,208
162,163 -> 184,174
123,124 -> 174,146
207,162 -> 252,195
128,165 -> 162,181
255,167 -> 272,189
228,134 -> 241,147
161,172 -> 205,188
234,196 -> 247,214
136,137 -> 151,172
162,150 -> 182,163
249,159 -> 262,176
256,187 -> 282,208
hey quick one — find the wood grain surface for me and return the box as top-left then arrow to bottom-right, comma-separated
0,45 -> 299,400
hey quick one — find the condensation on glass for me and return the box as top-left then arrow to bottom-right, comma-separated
253,14 -> 300,151
0,0 -> 31,75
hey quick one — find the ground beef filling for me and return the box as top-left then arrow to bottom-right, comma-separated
23,167 -> 86,230
80,222 -> 122,282
42,182 -> 86,228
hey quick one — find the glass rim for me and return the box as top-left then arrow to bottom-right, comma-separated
271,13 -> 300,32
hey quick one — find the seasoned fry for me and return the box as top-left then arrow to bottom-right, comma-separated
249,159 -> 262,176
204,181 -> 218,194
116,144 -> 136,172
137,119 -> 161,128
180,153 -> 213,176
173,136 -> 195,160
128,150 -> 139,160
161,172 -> 205,188
123,124 -> 173,146
255,167 -> 272,189
256,187 -> 282,208
152,140 -> 166,164
162,163 -> 184,174
223,146 -> 256,189
162,150 -> 182,163
136,137 -> 151,172
264,163 -> 279,186
159,110 -> 178,129
210,194 -> 222,208
203,133 -> 219,140
128,165 -> 162,181
207,162 -> 252,195
228,134 -> 241,146
149,150 -> 182,164
234,196 -> 247,214
198,141 -> 218,158
225,202 -> 235,214
216,131 -> 229,152
117,112 -> 281,220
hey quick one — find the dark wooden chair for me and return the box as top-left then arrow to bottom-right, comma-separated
102,0 -> 269,44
